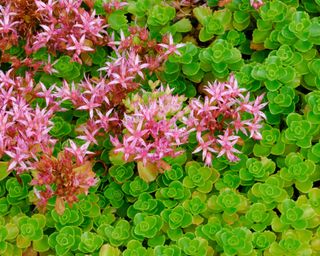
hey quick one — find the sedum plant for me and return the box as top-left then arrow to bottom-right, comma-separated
1,0 -> 320,255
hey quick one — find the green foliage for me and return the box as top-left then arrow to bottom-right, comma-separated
305,91 -> 320,123
133,213 -> 163,238
97,220 -> 131,246
280,152 -> 316,192
208,189 -> 246,215
285,113 -> 317,148
104,182 -> 125,208
6,174 -> 31,205
48,226 -> 82,255
182,196 -> 207,216
244,203 -> 274,231
51,207 -> 83,228
183,162 -> 219,193
199,39 -> 243,78
250,176 -> 288,206
17,215 -> 44,245
109,164 -> 134,183
154,244 -> 181,256
133,193 -> 164,214
108,11 -> 128,31
253,125 -> 285,157
195,216 -> 222,241
123,240 -> 149,256
269,230 -> 313,255
122,177 -> 150,197
178,236 -> 208,256
49,116 -> 72,138
147,5 -> 175,27
275,199 -> 308,230
161,205 -> 192,230
0,162 -> 9,182
54,56 -> 82,81
253,231 -> 276,251
240,157 -> 276,184
216,227 -> 253,256
78,231 -> 103,253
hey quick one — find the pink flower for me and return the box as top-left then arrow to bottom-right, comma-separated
250,0 -> 264,9
217,130 -> 241,162
193,137 -> 217,166
59,0 -> 82,14
36,82 -> 56,106
95,109 -> 118,130
35,0 -> 57,16
77,122 -> 99,145
65,141 -> 93,164
158,34 -> 185,57
66,34 -> 94,56
5,147 -> 29,171
184,74 -> 266,165
222,74 -> 246,98
42,55 -> 58,74
123,117 -> 148,147
77,96 -> 101,119
0,4 -> 20,34
0,69 -> 15,87
127,51 -> 149,79
74,10 -> 108,38
248,94 -> 268,120
104,0 -> 128,13
114,137 -> 136,161
112,86 -> 188,165
243,117 -> 264,140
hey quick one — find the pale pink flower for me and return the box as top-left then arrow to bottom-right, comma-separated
66,34 -> 94,55
158,34 -> 185,56
65,141 -> 93,164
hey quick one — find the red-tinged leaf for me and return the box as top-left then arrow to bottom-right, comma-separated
0,161 -> 9,181
55,197 -> 66,215
137,161 -> 159,182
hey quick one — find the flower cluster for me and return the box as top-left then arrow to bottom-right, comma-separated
0,70 -> 57,173
111,86 -> 189,174
0,3 -> 20,52
184,74 -> 267,165
54,30 -> 185,145
31,143 -> 97,213
31,0 -> 108,62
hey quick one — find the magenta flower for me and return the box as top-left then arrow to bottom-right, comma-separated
76,120 -> 100,145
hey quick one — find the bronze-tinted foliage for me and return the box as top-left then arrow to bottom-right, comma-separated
32,150 -> 96,213
4,0 -> 41,36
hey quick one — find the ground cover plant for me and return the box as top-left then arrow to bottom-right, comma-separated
0,0 -> 320,255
